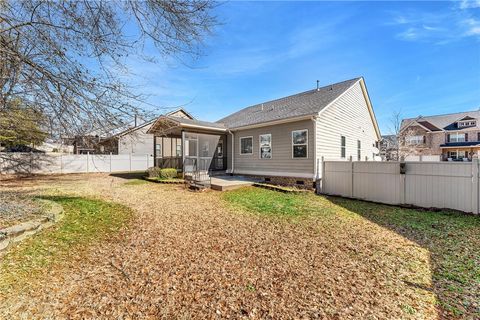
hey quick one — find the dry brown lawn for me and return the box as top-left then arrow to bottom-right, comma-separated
0,173 -> 477,319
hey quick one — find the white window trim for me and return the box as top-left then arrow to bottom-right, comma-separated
239,136 -> 253,155
259,133 -> 272,159
291,129 -> 308,159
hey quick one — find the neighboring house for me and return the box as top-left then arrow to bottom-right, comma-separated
147,77 -> 381,186
62,112 -> 181,155
380,134 -> 399,161
400,110 -> 480,161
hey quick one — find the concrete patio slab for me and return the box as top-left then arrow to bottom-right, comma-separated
210,175 -> 260,191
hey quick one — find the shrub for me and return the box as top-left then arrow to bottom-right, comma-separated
146,167 -> 161,178
159,168 -> 178,179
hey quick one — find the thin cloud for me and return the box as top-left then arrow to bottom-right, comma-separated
391,3 -> 480,43
459,0 -> 480,9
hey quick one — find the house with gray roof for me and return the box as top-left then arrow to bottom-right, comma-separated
400,110 -> 480,161
147,77 -> 381,187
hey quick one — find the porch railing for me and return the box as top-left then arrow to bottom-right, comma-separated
183,157 -> 211,187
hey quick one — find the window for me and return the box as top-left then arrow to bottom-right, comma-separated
406,135 -> 424,145
357,140 -> 361,161
450,133 -> 466,143
175,139 -> 182,157
259,134 -> 272,159
340,136 -> 346,158
155,143 -> 162,158
448,150 -> 467,160
458,121 -> 476,128
240,136 -> 253,155
292,130 -> 308,158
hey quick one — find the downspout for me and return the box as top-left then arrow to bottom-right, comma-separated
228,129 -> 234,175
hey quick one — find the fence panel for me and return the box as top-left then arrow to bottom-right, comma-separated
405,162 -> 473,213
353,162 -> 402,205
320,159 -> 479,214
323,161 -> 352,197
0,153 -> 154,174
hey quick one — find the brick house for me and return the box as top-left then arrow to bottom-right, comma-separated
399,111 -> 480,161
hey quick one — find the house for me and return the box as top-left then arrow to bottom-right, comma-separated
147,77 -> 381,187
379,134 -> 399,161
399,110 -> 480,161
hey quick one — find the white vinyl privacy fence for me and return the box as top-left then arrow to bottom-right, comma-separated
319,159 -> 479,214
0,153 -> 154,174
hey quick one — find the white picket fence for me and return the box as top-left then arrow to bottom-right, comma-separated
319,159 -> 479,214
0,153 -> 154,174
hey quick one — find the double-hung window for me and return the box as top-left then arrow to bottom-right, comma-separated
292,129 -> 308,158
240,136 -> 253,155
259,134 -> 272,159
340,136 -> 346,158
357,140 -> 361,161
406,135 -> 424,145
450,133 -> 465,143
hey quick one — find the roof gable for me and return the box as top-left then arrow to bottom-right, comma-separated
167,108 -> 194,120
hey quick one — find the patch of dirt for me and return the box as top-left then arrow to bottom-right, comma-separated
0,174 -> 438,319
0,191 -> 44,228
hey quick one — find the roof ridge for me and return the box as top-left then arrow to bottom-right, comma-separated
403,109 -> 480,121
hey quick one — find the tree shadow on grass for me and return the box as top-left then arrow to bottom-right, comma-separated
109,172 -> 145,180
327,196 -> 480,319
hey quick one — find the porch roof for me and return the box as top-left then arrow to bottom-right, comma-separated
440,142 -> 480,148
147,115 -> 227,135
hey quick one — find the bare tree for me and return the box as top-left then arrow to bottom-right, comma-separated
0,0 -> 217,137
388,109 -> 403,161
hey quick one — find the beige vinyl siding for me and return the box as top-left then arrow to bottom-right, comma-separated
118,123 -> 154,155
232,119 -> 315,177
316,81 -> 378,162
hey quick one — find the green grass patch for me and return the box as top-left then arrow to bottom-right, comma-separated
223,187 -> 303,216
223,187 -> 324,216
0,196 -> 132,293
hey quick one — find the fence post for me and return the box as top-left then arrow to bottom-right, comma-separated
400,160 -> 406,205
110,152 -> 112,173
129,153 -> 132,171
60,153 -> 63,174
350,156 -> 354,198
472,158 -> 479,214
86,152 -> 89,173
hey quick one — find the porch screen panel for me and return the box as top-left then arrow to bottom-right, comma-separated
198,134 -> 220,171
184,132 -> 220,171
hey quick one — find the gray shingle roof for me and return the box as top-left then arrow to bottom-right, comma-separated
216,78 -> 361,128
401,110 -> 480,132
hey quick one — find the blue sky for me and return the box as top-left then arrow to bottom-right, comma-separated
126,0 -> 480,134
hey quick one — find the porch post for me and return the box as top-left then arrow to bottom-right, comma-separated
472,158 -> 479,214
181,130 -> 185,177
